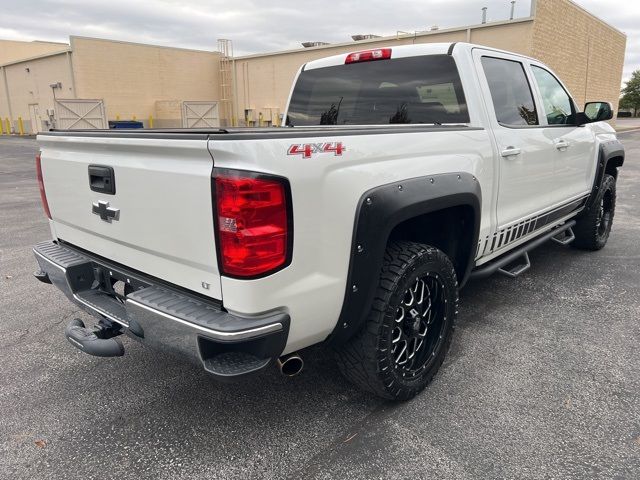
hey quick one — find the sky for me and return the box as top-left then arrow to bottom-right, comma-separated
1,0 -> 638,85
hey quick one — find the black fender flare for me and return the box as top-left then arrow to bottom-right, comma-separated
329,172 -> 481,345
584,140 -> 624,211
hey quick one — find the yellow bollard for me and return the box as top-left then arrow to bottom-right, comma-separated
116,114 -> 120,120
132,115 -> 136,121
18,117 -> 24,135
148,115 -> 154,128
0,118 -> 4,135
232,116 -> 237,127
258,112 -> 263,127
5,118 -> 10,134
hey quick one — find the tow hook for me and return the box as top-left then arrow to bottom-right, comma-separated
65,318 -> 125,357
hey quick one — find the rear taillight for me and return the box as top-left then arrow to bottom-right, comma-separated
213,169 -> 292,278
35,152 -> 52,219
345,48 -> 392,64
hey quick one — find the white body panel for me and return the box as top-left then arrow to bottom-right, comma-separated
471,48 -> 598,228
210,129 -> 494,352
38,43 -> 617,354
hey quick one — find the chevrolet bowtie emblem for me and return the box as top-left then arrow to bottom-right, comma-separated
92,200 -> 120,222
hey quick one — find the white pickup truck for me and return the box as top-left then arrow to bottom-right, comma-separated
34,43 -> 624,400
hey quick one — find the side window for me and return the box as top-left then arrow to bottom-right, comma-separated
531,66 -> 575,125
481,56 -> 538,126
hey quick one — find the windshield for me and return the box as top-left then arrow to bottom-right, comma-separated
286,54 -> 469,126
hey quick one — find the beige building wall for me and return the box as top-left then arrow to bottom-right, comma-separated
468,21 -> 533,55
0,52 -> 73,133
70,36 -> 221,125
0,67 -> 9,125
0,39 -> 68,65
530,0 -> 626,113
154,100 -> 184,127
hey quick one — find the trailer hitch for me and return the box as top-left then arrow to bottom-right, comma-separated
65,318 -> 125,357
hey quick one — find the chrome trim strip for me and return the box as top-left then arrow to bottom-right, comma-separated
126,298 -> 283,341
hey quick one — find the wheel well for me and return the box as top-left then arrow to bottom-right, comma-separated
388,206 -> 476,281
605,156 -> 624,179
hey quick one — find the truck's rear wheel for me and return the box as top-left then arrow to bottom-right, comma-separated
335,241 -> 458,401
573,174 -> 616,251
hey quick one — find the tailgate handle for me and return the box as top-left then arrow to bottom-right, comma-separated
88,165 -> 116,195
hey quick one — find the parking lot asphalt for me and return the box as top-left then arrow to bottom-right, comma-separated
1,134 -> 639,480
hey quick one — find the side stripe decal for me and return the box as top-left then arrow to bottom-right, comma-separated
476,195 -> 587,258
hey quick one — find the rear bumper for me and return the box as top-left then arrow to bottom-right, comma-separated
33,240 -> 290,378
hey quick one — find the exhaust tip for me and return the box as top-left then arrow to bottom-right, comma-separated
277,354 -> 304,377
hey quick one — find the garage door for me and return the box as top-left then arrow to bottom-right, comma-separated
182,101 -> 219,128
55,99 -> 107,129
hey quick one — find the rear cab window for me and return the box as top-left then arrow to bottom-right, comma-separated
286,55 -> 470,126
480,56 -> 539,127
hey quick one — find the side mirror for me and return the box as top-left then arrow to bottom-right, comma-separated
578,101 -> 613,124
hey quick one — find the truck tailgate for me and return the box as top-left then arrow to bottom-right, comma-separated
38,134 -> 222,299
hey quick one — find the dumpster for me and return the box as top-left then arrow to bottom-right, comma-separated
109,120 -> 144,129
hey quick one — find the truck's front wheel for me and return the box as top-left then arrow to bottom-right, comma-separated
572,174 -> 617,251
335,241 -> 458,401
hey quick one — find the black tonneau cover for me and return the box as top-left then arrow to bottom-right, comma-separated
39,124 -> 478,141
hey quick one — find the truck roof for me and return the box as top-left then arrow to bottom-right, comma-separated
303,42 -> 536,71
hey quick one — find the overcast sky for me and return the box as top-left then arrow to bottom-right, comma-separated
1,0 -> 638,84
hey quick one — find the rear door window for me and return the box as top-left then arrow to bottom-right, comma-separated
481,56 -> 538,126
286,55 -> 469,126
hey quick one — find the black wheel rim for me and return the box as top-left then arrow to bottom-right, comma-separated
596,190 -> 613,237
391,273 -> 447,378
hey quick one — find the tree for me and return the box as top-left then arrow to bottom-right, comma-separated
620,70 -> 640,117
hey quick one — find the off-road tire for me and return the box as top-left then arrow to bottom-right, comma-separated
572,174 -> 616,251
335,241 -> 458,401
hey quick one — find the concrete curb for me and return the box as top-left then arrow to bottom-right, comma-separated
616,128 -> 640,135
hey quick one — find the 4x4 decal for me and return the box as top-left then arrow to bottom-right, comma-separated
287,142 -> 345,159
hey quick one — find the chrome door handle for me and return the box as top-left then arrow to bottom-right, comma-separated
501,147 -> 521,158
555,140 -> 570,151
